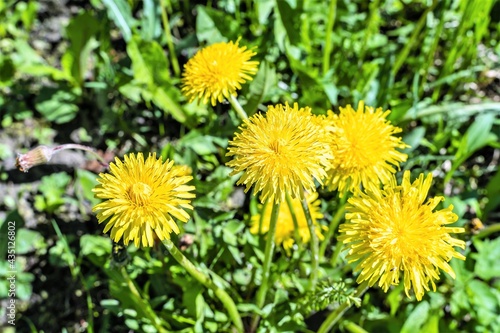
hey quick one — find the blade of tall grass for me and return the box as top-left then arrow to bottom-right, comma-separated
432,0 -> 494,101
419,0 -> 448,97
322,0 -> 337,75
358,0 -> 381,66
401,102 -> 500,122
391,0 -> 439,79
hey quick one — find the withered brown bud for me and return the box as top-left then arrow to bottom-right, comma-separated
16,146 -> 54,172
16,143 -> 108,173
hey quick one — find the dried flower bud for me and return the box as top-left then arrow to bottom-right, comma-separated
16,146 -> 54,172
16,143 -> 107,173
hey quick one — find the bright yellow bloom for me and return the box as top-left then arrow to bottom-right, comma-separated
326,101 -> 409,195
250,193 -> 326,254
226,103 -> 333,204
92,153 -> 195,248
181,39 -> 259,106
338,171 -> 466,301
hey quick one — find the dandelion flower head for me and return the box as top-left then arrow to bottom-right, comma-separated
181,39 -> 259,106
338,171 -> 466,301
92,153 -> 195,248
250,192 -> 326,254
226,102 -> 333,204
326,101 -> 409,195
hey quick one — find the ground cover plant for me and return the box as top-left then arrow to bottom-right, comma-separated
1,0 -> 500,332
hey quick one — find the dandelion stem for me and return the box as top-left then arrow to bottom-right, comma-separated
162,238 -> 243,333
319,192 -> 348,260
229,95 -> 249,120
472,223 -> 500,239
160,0 -> 180,77
251,202 -> 280,331
52,144 -> 107,166
317,280 -> 370,333
301,196 -> 319,290
329,238 -> 344,267
121,268 -> 169,333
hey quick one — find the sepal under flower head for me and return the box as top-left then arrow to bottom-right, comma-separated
92,153 -> 195,248
338,171 -> 466,301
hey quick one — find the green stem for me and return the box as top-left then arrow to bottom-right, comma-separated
322,0 -> 337,74
251,202 -> 280,331
317,280 -> 370,333
162,239 -> 243,333
319,193 -> 348,260
160,0 -> 180,77
344,320 -> 369,333
229,95 -> 249,121
301,196 -> 319,290
472,222 -> 500,239
286,193 -> 303,253
329,239 -> 343,267
122,268 -> 168,333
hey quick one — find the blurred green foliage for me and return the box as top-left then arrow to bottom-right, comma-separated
1,0 -> 499,332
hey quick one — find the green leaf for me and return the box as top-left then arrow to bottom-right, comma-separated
80,235 -> 112,258
195,6 -> 238,43
466,279 -> 499,326
275,0 -> 301,46
101,0 -> 135,42
127,35 -> 170,86
0,56 -> 15,83
18,64 -> 69,81
16,229 -> 46,255
402,126 -> 426,153
446,112 -> 498,183
140,0 -> 159,41
400,301 -> 430,333
462,113 -> 496,154
471,237 -> 500,280
419,313 -> 440,333
245,61 -> 276,116
126,36 -> 187,123
35,87 -> 79,124
75,169 -> 100,207
485,168 -> 500,216
80,235 -> 113,266
48,238 -> 74,268
178,132 -> 218,155
387,283 -> 404,316
61,11 -> 100,86
151,87 -> 186,124
19,0 -> 37,30
36,172 -> 72,213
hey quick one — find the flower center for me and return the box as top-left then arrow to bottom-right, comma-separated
128,182 -> 152,206
269,138 -> 287,155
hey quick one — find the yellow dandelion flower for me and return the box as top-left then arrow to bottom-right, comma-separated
326,101 -> 409,195
226,102 -> 333,204
92,153 -> 196,248
171,164 -> 193,177
181,39 -> 259,106
338,171 -> 466,301
250,192 -> 326,254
